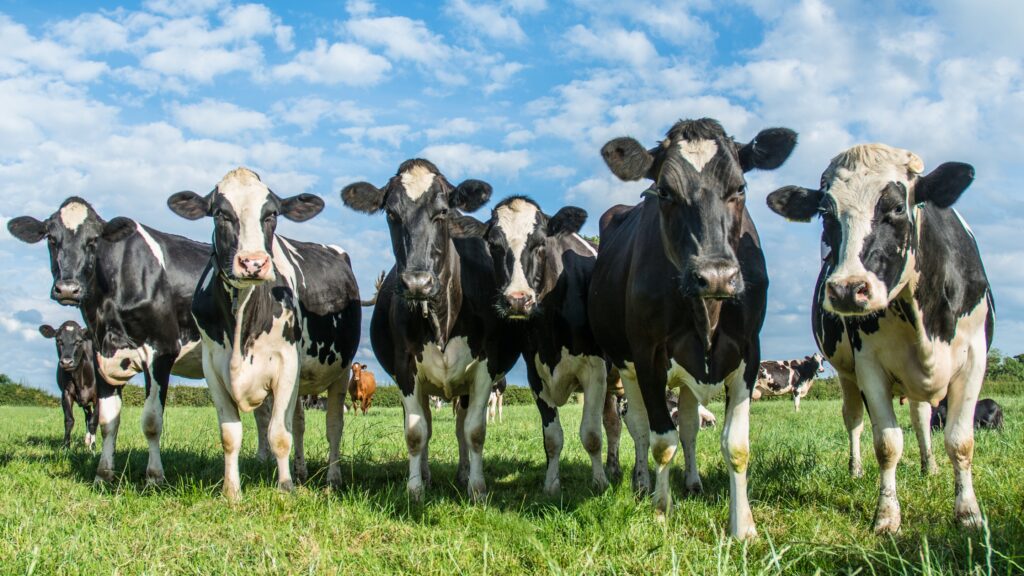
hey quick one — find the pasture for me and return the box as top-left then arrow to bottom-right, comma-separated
0,396 -> 1021,574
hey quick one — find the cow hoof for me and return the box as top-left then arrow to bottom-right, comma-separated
632,469 -> 651,497
277,480 -> 295,494
456,469 -> 469,489
685,479 -> 703,495
922,461 -> 939,476
955,499 -> 983,530
407,482 -> 425,503
733,524 -> 758,541
592,475 -> 610,493
223,485 -> 241,502
468,481 -> 487,504
543,479 -> 561,497
606,464 -> 623,485
849,462 -> 864,478
256,450 -> 271,464
145,470 -> 166,486
326,468 -> 343,489
652,493 -> 671,517
94,468 -> 114,486
872,499 -> 901,535
293,467 -> 308,486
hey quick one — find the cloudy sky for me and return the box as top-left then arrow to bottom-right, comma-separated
1,0 -> 1021,393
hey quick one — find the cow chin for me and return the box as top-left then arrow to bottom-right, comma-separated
225,268 -> 276,288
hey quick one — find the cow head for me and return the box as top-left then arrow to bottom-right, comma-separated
766,144 -> 974,315
340,159 -> 492,300
601,118 -> 796,299
484,196 -> 588,319
167,168 -> 324,288
352,362 -> 364,381
7,198 -> 136,305
40,320 -> 92,371
810,352 -> 826,374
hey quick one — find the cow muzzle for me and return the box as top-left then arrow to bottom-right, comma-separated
504,290 -> 535,319
689,258 -> 742,299
233,252 -> 273,282
60,357 -> 78,370
52,280 -> 83,305
825,277 -> 873,314
400,271 -> 436,300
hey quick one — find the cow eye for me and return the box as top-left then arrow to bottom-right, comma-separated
892,204 -> 905,215
386,210 -> 399,223
434,208 -> 449,221
263,212 -> 277,223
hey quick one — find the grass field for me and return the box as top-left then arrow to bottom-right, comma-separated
0,396 -> 1021,574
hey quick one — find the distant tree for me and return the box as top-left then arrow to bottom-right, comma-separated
986,349 -> 1024,382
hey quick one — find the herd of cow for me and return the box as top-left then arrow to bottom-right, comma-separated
10,117 -> 1001,540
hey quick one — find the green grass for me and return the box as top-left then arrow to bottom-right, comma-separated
0,397 -> 1021,574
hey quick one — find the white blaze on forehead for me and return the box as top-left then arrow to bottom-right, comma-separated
135,223 -> 166,269
400,164 -> 436,201
677,139 -> 718,173
59,202 -> 90,232
495,198 -> 539,297
217,167 -> 272,256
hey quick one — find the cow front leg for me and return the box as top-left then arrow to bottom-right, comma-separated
401,381 -> 430,501
269,372 -> 298,493
721,365 -> 756,540
205,368 -> 243,501
945,337 -> 986,529
416,386 -> 433,488
61,391 -> 75,449
619,367 -> 651,496
454,395 -> 470,488
793,390 -> 801,412
580,357 -> 610,492
463,366 -> 493,502
858,363 -> 903,534
84,404 -> 98,450
676,386 -> 702,494
325,372 -> 347,487
141,355 -> 173,485
602,387 -> 623,485
839,373 -> 865,477
254,401 -> 271,462
534,394 -> 563,496
94,379 -> 122,485
908,400 -> 938,475
292,400 -> 307,484
633,360 -> 676,517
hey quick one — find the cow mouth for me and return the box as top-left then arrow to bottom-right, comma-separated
56,296 -> 81,306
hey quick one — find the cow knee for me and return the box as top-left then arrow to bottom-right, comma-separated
469,423 -> 486,452
723,438 -> 750,474
581,430 -> 601,455
651,432 -> 677,467
406,421 -> 426,454
874,428 -> 903,468
142,410 -> 161,438
945,431 -> 974,469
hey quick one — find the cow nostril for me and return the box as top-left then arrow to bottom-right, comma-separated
854,282 -> 870,299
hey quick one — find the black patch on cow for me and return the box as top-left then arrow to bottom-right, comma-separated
859,184 -> 913,296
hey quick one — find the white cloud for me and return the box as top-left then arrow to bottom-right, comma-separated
339,124 -> 412,148
504,0 -> 546,13
565,24 -> 658,69
424,117 -> 480,140
504,129 -> 534,146
144,0 -> 224,17
271,39 -> 391,86
418,143 -> 530,180
50,13 -> 130,53
446,0 -> 526,43
346,0 -> 376,18
171,98 -> 270,136
272,97 -> 374,133
485,61 -> 525,94
0,15 -> 108,82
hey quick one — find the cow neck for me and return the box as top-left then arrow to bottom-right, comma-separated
224,279 -> 256,372
420,240 -> 461,348
691,298 -> 722,354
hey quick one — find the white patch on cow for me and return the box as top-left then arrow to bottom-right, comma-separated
413,336 -> 480,398
271,236 -> 300,293
572,233 -> 598,257
401,164 -> 436,201
134,224 -> 166,269
820,239 -> 831,261
217,167 -> 274,262
676,139 -> 718,172
65,324 -> 75,332
666,359 -> 726,407
533,348 -> 605,407
326,244 -> 346,255
494,198 -> 539,299
953,208 -> 975,239
59,202 -> 89,232
96,345 -> 147,386
171,338 -> 204,379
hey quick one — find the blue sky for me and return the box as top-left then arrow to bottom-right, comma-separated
1,0 -> 1022,393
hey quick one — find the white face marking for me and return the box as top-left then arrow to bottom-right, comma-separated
134,223 -> 166,269
677,139 -> 718,172
400,165 -> 436,201
217,167 -> 273,259
494,199 -> 539,299
65,325 -> 75,332
59,202 -> 89,232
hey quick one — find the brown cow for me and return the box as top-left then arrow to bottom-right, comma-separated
348,363 -> 377,415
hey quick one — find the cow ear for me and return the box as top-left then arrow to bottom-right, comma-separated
102,217 -> 137,243
281,193 -> 325,222
167,191 -> 210,220
450,179 -> 492,213
449,214 -> 488,238
601,137 -> 655,181
766,186 -> 822,222
80,327 -> 92,340
340,182 -> 385,214
915,162 -> 974,209
39,324 -> 56,339
548,206 -> 587,236
738,128 -> 798,172
7,216 -> 47,244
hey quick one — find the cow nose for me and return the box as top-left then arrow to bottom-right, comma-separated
505,291 -> 534,317
693,262 -> 741,298
826,279 -> 871,312
401,271 -> 435,299
60,358 -> 75,369
52,280 -> 82,303
235,252 -> 271,278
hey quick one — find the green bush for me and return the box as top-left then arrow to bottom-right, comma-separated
362,384 -> 536,408
0,376 -> 59,407
120,384 -> 213,407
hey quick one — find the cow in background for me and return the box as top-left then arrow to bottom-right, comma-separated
349,363 -> 377,415
931,397 -> 1004,431
767,143 -> 993,533
487,376 -> 507,425
754,354 -> 826,411
666,389 -> 716,429
40,321 -> 99,449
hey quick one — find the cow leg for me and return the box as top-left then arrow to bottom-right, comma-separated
325,373 -> 347,487
676,386 -> 702,494
463,367 -> 492,502
721,365 -> 756,540
858,363 -> 903,535
401,377 -> 430,501
268,375 -> 298,494
633,359 -> 675,517
619,368 -> 651,496
141,354 -> 173,485
254,401 -> 271,462
498,393 -> 503,423
61,391 -> 74,448
291,401 -> 307,484
908,400 -> 938,475
203,364 -> 244,501
579,357 -> 609,492
416,386 -> 433,487
455,395 -> 470,488
839,373 -> 865,478
944,338 -> 986,529
602,388 -> 623,485
84,404 -> 97,450
94,380 -> 122,485
793,390 -> 801,412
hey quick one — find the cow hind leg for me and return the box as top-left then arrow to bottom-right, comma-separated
292,401 -> 307,484
945,339 -> 986,529
254,401 -> 271,463
676,387 -> 702,494
94,384 -> 122,485
535,395 -> 563,496
722,367 -> 756,540
325,375 -> 346,487
61,393 -> 75,449
580,358 -> 610,492
602,388 -> 623,485
141,356 -> 172,485
84,405 -> 97,450
455,396 -> 470,488
416,387 -> 433,487
619,369 -> 651,496
839,374 -> 865,478
909,400 -> 938,475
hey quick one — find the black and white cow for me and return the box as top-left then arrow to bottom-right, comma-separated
167,167 -> 360,499
589,118 -> 796,539
341,159 -> 522,501
482,196 -> 622,493
754,354 -> 825,411
766,143 -> 994,533
39,320 -> 99,449
9,197 -> 210,485
932,397 -> 1004,431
